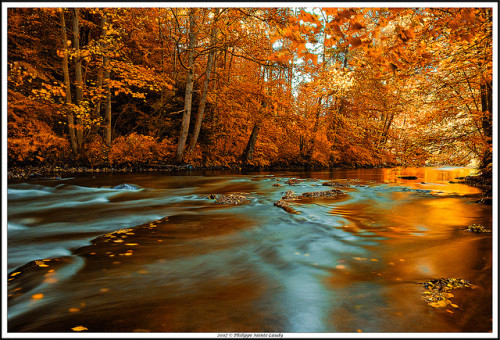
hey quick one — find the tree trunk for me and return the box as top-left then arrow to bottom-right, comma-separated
94,13 -> 105,126
101,14 -> 112,146
378,110 -> 394,147
304,24 -> 329,163
175,9 -> 197,163
188,17 -> 218,153
304,96 -> 323,162
479,79 -> 492,173
242,121 -> 262,164
59,8 -> 77,153
72,8 -> 84,149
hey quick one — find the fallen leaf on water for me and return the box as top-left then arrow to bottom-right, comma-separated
43,277 -> 58,284
11,272 -> 21,277
336,265 -> 346,269
370,259 -> 379,262
446,309 -> 454,314
438,300 -> 448,307
450,303 -> 459,308
69,308 -> 80,313
72,325 -> 88,331
125,243 -> 138,246
357,329 -> 362,332
32,294 -> 44,300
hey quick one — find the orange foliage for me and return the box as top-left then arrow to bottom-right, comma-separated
6,7 -> 493,171
108,133 -> 175,167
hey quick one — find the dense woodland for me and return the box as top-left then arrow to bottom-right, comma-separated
7,7 -> 493,175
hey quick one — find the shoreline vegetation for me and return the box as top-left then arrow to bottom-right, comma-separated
6,7 -> 492,187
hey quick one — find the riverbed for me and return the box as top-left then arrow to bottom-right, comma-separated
6,167 -> 493,333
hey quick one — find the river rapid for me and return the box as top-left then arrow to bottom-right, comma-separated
6,167 -> 493,333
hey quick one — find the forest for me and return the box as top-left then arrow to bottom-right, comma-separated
7,7 -> 493,175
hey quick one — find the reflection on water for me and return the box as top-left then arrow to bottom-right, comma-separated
6,167 -> 493,333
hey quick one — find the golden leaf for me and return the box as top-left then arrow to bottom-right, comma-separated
32,293 -> 44,300
72,325 -> 88,331
437,300 -> 448,308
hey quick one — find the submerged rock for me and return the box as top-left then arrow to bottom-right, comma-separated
398,176 -> 418,180
112,183 -> 140,191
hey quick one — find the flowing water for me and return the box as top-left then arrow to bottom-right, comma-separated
6,167 -> 493,333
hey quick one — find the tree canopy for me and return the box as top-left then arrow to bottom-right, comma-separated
6,6 -> 494,174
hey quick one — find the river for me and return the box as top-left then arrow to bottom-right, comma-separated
6,166 -> 493,333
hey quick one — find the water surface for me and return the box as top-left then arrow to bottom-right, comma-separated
6,167 -> 493,333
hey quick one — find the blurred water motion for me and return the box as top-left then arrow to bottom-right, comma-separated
7,167 -> 492,333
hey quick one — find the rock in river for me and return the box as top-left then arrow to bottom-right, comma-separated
210,193 -> 250,205
299,188 -> 343,198
113,183 -> 140,190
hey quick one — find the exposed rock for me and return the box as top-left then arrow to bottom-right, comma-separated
322,181 -> 351,188
273,200 -> 299,214
214,194 -> 249,205
465,224 -> 491,233
285,178 -> 300,185
273,188 -> 344,213
282,190 -> 298,201
420,277 -> 472,308
299,189 -> 343,199
272,183 -> 283,187
112,183 -> 140,190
